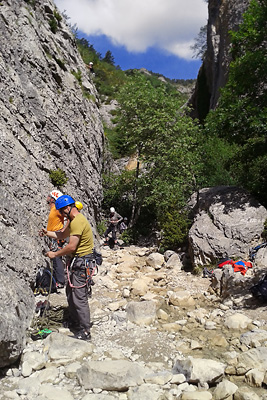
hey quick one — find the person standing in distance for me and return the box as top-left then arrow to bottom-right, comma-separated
40,195 -> 94,341
104,207 -> 123,246
46,189 -> 65,288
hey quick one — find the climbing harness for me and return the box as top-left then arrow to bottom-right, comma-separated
66,255 -> 98,289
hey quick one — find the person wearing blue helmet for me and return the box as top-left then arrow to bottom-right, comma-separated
40,194 -> 94,341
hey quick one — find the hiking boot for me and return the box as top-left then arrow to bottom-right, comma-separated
74,329 -> 91,341
34,288 -> 40,296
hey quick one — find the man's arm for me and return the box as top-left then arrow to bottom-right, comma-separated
46,235 -> 80,259
40,227 -> 70,240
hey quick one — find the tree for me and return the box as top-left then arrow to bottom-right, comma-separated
103,50 -> 115,65
191,25 -> 207,60
203,0 -> 267,205
106,72 -> 201,247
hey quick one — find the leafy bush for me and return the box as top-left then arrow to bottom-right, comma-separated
49,168 -> 68,187
55,58 -> 66,71
120,228 -> 135,245
53,10 -> 62,23
71,69 -> 82,83
49,17 -> 58,34
160,209 -> 191,252
96,220 -> 107,237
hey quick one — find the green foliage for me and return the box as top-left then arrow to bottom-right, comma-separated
102,50 -> 115,65
198,134 -> 238,187
49,168 -> 68,187
82,90 -> 95,102
203,0 -> 267,205
191,25 -> 207,60
104,125 -> 124,159
49,17 -> 58,34
120,228 -> 136,245
55,58 -> 66,71
53,10 -> 62,23
76,38 -> 127,102
96,220 -> 107,236
103,72 -> 202,249
160,209 -> 190,252
71,69 -> 82,83
102,170 -> 135,216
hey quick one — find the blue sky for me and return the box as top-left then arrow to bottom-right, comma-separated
55,0 -> 208,80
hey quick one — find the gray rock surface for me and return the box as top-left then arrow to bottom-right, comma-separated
188,186 -> 267,266
0,0 -> 104,367
190,0 -> 251,118
0,244 -> 267,399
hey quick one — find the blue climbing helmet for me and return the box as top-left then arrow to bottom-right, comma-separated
55,195 -> 75,210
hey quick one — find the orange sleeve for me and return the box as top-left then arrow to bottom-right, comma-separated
46,206 -> 64,231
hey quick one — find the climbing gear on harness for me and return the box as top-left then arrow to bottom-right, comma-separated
67,255 -> 98,290
55,195 -> 75,210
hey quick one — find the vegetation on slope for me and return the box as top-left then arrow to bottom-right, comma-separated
74,0 -> 266,250
201,0 -> 267,206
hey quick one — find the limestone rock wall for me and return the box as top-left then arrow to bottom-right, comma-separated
0,0 -> 104,366
190,0 -> 251,119
188,186 -> 267,267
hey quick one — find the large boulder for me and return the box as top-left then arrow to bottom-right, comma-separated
188,186 -> 267,266
173,356 -> 226,384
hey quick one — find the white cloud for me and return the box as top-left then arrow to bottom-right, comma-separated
54,0 -> 207,60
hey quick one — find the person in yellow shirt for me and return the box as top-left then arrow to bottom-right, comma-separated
40,195 -> 94,341
46,190 -> 65,288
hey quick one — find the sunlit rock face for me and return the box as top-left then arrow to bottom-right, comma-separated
190,0 -> 251,119
0,0 -> 104,367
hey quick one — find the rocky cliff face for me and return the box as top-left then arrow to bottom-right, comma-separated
190,0 -> 251,120
0,0 -> 104,367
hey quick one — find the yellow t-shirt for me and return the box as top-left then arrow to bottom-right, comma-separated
69,213 -> 94,256
46,205 -> 64,232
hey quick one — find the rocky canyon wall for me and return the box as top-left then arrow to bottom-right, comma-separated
190,0 -> 251,120
0,0 -> 104,366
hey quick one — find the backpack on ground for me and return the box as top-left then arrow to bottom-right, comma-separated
203,267 -> 214,278
93,248 -> 103,266
35,267 -> 57,293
